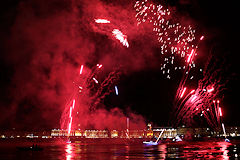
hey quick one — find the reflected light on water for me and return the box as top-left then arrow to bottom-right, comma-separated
58,140 -> 238,160
65,144 -> 73,160
219,142 -> 231,160
0,139 -> 239,159
180,141 -> 232,159
158,144 -> 167,159
125,145 -> 129,159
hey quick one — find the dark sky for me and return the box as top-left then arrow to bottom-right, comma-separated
0,0 -> 239,130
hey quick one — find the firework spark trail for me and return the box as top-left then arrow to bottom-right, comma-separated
67,99 -> 75,135
175,64 -> 192,102
222,123 -> 226,137
135,0 -> 202,79
177,85 -> 219,127
79,65 -> 84,75
187,49 -> 195,63
61,64 -> 121,132
207,87 -> 214,93
91,70 -> 121,108
112,29 -> 129,48
174,36 -> 205,116
115,86 -> 119,95
215,100 -> 227,137
215,100 -> 222,127
61,64 -> 99,131
219,107 -> 222,117
175,36 -> 204,102
95,18 -> 111,23
173,56 -> 228,128
180,87 -> 187,98
93,77 -> 99,84
175,87 -> 217,127
94,18 -> 129,48
213,100 -> 219,125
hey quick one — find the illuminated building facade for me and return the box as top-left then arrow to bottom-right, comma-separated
51,129 -> 152,138
153,128 -> 177,138
2,126 -> 240,139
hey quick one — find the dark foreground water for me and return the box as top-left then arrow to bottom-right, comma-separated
0,139 -> 239,159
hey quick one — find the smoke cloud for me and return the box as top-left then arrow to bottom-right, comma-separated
1,0 -> 161,130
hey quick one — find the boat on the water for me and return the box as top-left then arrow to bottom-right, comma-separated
143,140 -> 158,145
173,135 -> 183,142
143,129 -> 165,145
225,138 -> 230,142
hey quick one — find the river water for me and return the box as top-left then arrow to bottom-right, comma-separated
0,139 -> 239,159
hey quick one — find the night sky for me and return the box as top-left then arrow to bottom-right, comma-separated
0,0 -> 239,130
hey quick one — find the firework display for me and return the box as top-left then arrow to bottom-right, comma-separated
134,0 -> 204,79
60,64 -> 121,135
173,56 -> 227,129
60,0 -> 229,135
61,17 -> 132,134
134,0 -> 228,129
